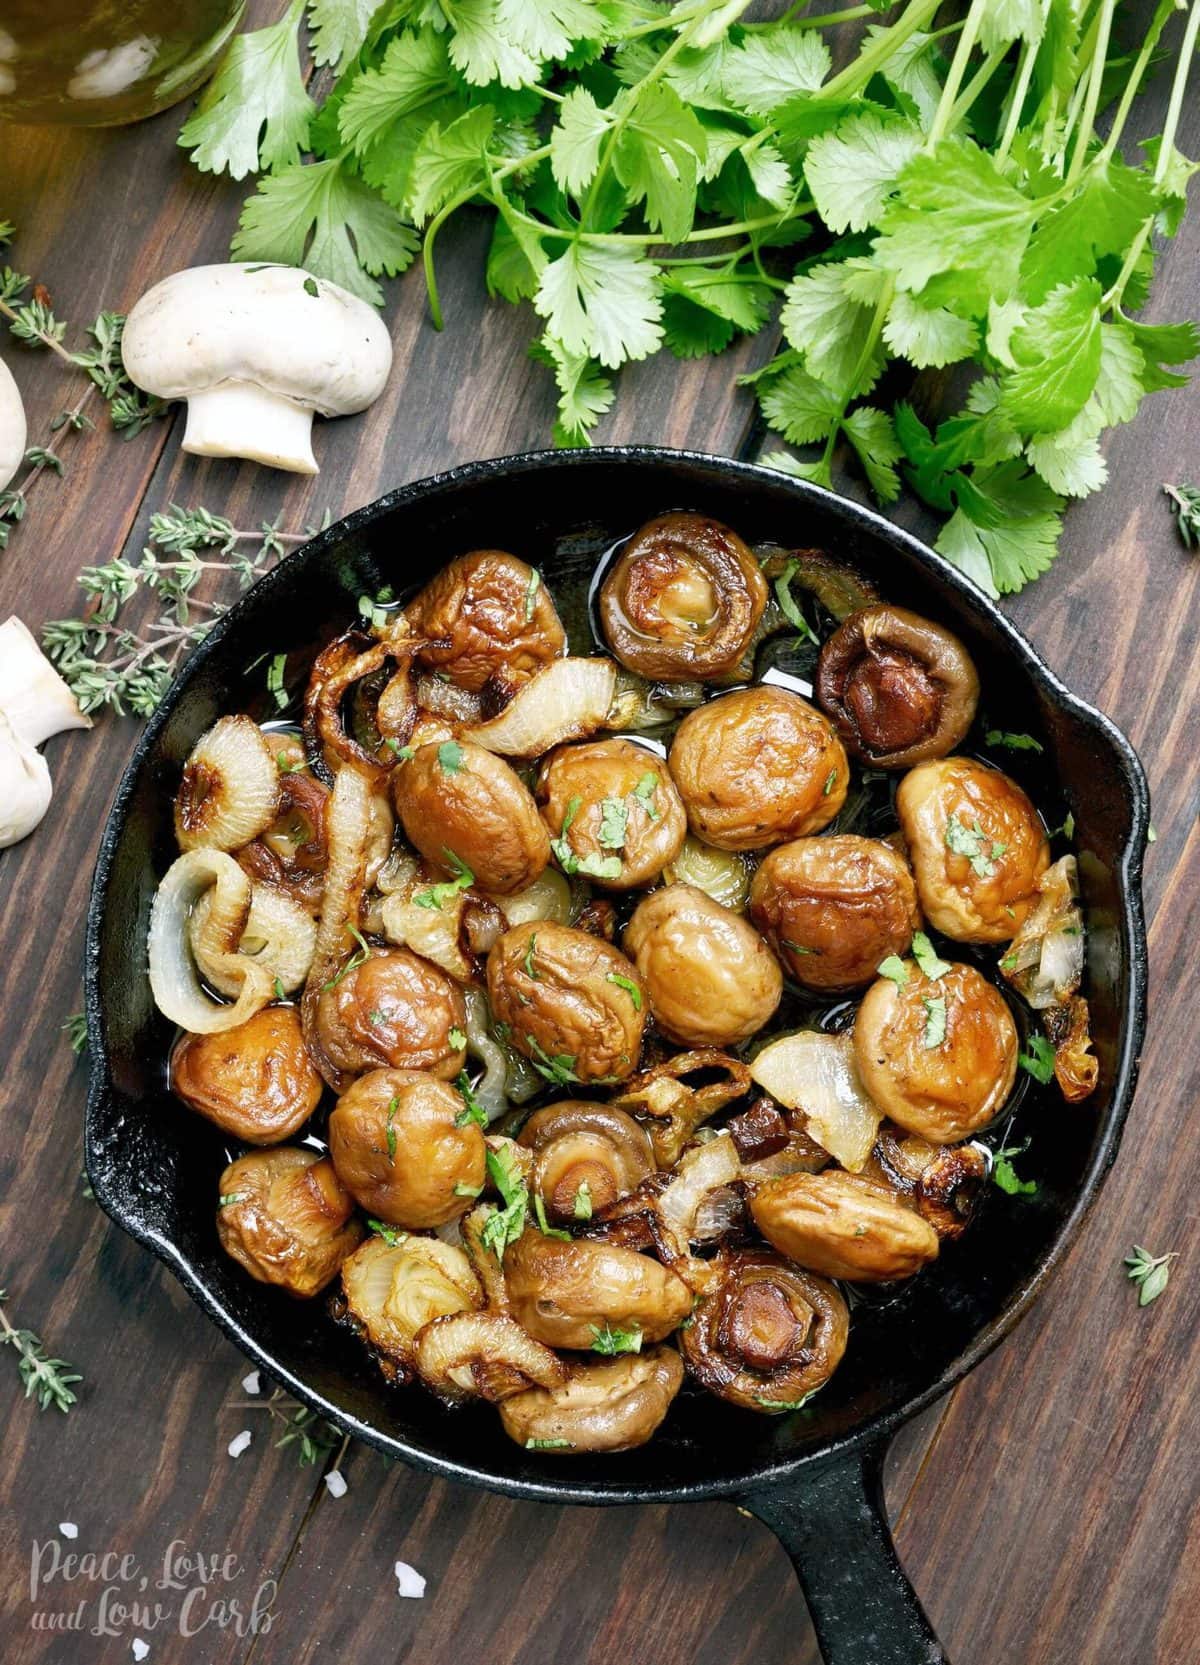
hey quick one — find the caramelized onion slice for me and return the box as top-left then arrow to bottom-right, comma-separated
463,658 -> 617,757
300,767 -> 375,1091
662,835 -> 752,911
414,1311 -> 566,1404
174,716 -> 281,852
148,850 -> 275,1032
610,1049 -> 751,1167
656,1131 -> 743,1276
190,882 -> 317,996
750,1030 -> 882,1173
500,1348 -> 684,1453
341,1234 -> 482,1377
1000,854 -> 1085,1010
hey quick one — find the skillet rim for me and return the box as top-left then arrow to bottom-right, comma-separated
84,445 -> 1149,1507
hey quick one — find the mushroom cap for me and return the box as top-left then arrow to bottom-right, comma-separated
121,263 -> 393,416
0,355 -> 26,493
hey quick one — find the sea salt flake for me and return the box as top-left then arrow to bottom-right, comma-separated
394,1561 -> 426,1599
58,1522 -> 78,1539
242,1370 -> 261,1395
227,1430 -> 253,1459
132,1642 -> 150,1662
324,1470 -> 348,1499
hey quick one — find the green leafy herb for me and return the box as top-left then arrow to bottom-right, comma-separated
550,795 -> 583,873
877,955 -> 908,987
756,1391 -> 816,1412
524,568 -> 541,621
274,976 -> 288,1002
480,1145 -> 529,1258
985,730 -> 1044,754
1018,1034 -> 1057,1084
822,767 -> 838,797
277,750 -> 308,773
632,772 -> 660,822
773,559 -> 819,645
385,1095 -> 400,1161
910,931 -> 950,981
413,849 -> 475,910
448,1025 -> 467,1050
590,1322 -> 643,1357
523,933 -> 541,980
573,1181 -> 593,1221
0,1290 -> 82,1414
784,940 -> 817,956
991,1140 -> 1037,1198
454,1071 -> 488,1128
62,1012 -> 87,1054
598,796 -> 629,850
921,995 -> 946,1049
321,923 -> 372,990
606,972 -> 642,1011
386,739 -> 415,761
438,739 -> 465,774
577,851 -> 624,880
218,1193 -> 247,1207
526,1035 -> 580,1086
534,1194 -> 572,1241
274,1400 -> 341,1466
525,1437 -> 573,1450
1124,1244 -> 1176,1307
303,275 -> 320,297
367,1218 -> 408,1245
266,652 -> 289,710
945,813 -> 1003,878
1165,483 -> 1200,550
454,1181 -> 483,1198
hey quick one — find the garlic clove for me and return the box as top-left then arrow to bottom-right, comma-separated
0,356 -> 26,493
0,709 -> 53,849
0,617 -> 92,746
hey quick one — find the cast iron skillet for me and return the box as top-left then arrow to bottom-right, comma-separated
85,449 -> 1149,1665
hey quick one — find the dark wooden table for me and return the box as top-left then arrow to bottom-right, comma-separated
1,15 -> 1197,1662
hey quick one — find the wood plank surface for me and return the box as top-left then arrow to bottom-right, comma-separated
0,8 -> 1197,1663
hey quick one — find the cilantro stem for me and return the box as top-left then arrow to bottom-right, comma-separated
925,0 -> 988,148
818,0 -> 941,101
944,42 -> 1011,134
1098,1 -> 1172,164
996,25 -> 1040,163
1065,0 -> 1117,185
775,2 -> 877,26
580,27 -> 693,230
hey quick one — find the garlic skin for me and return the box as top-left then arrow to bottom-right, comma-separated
0,617 -> 92,745
0,358 -> 25,492
0,710 -> 53,848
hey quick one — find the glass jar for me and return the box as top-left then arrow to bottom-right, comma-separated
0,0 -> 245,126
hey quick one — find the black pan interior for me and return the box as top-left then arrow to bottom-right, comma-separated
85,449 -> 1147,1505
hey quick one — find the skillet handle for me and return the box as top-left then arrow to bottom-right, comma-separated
738,1443 -> 947,1665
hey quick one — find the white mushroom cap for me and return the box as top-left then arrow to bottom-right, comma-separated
0,616 -> 93,745
0,709 -> 52,849
0,355 -> 26,493
120,263 -> 393,474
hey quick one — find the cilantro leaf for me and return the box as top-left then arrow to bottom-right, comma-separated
534,240 -> 663,369
883,289 -> 979,370
531,333 -> 615,447
497,0 -> 605,60
590,1321 -> 643,1356
233,160 -> 419,304
843,405 -> 903,503
612,83 -> 707,244
337,28 -> 455,156
760,364 -> 841,446
443,0 -> 542,89
308,0 -> 377,71
877,955 -> 909,986
998,278 -> 1103,434
597,797 -> 629,849
804,112 -> 923,235
179,0 -> 313,180
551,85 -> 612,196
991,1140 -> 1037,1196
408,105 -> 496,224
1018,1033 -> 1057,1083
781,262 -> 884,399
910,930 -> 951,980
720,27 -> 830,116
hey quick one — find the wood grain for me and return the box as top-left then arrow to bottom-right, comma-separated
0,10 -> 1197,1664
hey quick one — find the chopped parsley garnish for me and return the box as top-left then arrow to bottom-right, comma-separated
550,795 -> 583,872
598,797 -> 629,850
480,1145 -> 528,1258
526,1036 -> 580,1086
320,924 -> 372,990
945,813 -> 1004,878
413,849 -> 474,910
367,1219 -> 407,1245
773,559 -> 819,645
276,751 -> 308,773
523,934 -> 541,980
921,995 -> 947,1049
991,1141 -> 1037,1197
756,1391 -> 817,1412
454,1182 -> 483,1198
985,730 -> 1043,754
606,972 -> 642,1010
590,1322 -> 643,1356
577,852 -> 623,880
273,976 -> 287,1001
877,955 -> 908,987
525,1437 -> 573,1450
303,276 -> 319,297
1124,1244 -> 1176,1307
573,1181 -> 593,1221
218,1193 -> 246,1207
385,739 -> 414,761
910,931 -> 951,981
266,652 -> 288,710
632,772 -> 660,821
438,739 -> 465,774
783,939 -> 818,956
533,1194 -> 571,1241
448,1026 -> 467,1051
1018,1034 -> 1056,1084
524,568 -> 541,622
385,1096 -> 399,1162
454,1071 -> 488,1128
822,767 -> 838,797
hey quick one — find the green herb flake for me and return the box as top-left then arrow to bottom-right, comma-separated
985,730 -> 1043,754
773,560 -> 818,645
577,851 -> 623,880
320,923 -> 372,991
276,750 -> 308,773
62,1012 -> 88,1054
756,1391 -> 816,1412
550,796 -> 584,874
266,652 -> 288,710
1018,1034 -> 1057,1084
448,1026 -> 467,1050
1124,1244 -> 1176,1307
783,940 -> 818,956
413,850 -> 475,911
218,1193 -> 247,1207
606,971 -> 642,1010
534,1194 -> 571,1241
274,976 -> 287,1001
524,568 -> 541,622
385,739 -> 414,761
454,1072 -> 488,1128
480,1145 -> 529,1259
822,767 -> 838,797
573,1181 -> 593,1221
526,1035 -> 580,1086
590,1322 -> 642,1357
598,796 -> 629,850
991,1141 -> 1037,1198
525,1437 -> 573,1450
945,814 -> 999,878
303,276 -> 319,297
910,931 -> 951,981
367,1219 -> 407,1245
385,1095 -> 399,1162
877,955 -> 909,987
632,772 -> 660,822
438,739 -> 465,774
921,995 -> 947,1049
523,933 -> 541,980
454,1182 -> 483,1198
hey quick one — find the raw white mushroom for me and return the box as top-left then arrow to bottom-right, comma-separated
121,263 -> 393,474
0,356 -> 26,492
0,616 -> 92,745
0,709 -> 52,849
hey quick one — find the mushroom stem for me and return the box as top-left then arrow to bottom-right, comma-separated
182,383 -> 319,475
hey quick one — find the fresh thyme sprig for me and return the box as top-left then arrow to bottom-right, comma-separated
1124,1244 -> 1176,1307
0,1289 -> 82,1413
1164,483 -> 1200,551
41,505 -> 323,717
226,1383 -> 345,1469
62,1013 -> 88,1054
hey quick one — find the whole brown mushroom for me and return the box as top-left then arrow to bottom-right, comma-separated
518,1101 -> 656,1223
668,686 -> 849,851
624,884 -> 782,1047
328,1068 -> 486,1227
500,1349 -> 684,1453
749,834 -> 921,992
486,921 -> 646,1084
897,756 -> 1050,942
853,959 -> 1018,1143
404,550 -> 566,694
393,738 -> 549,895
217,1148 -> 364,1296
750,1170 -> 939,1281
536,738 -> 685,890
816,605 -> 980,768
172,1005 -> 323,1144
679,1248 -> 848,1412
314,945 -> 466,1079
503,1231 -> 693,1350
599,511 -> 769,681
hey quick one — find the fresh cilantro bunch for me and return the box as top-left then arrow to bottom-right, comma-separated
180,0 -> 1199,595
